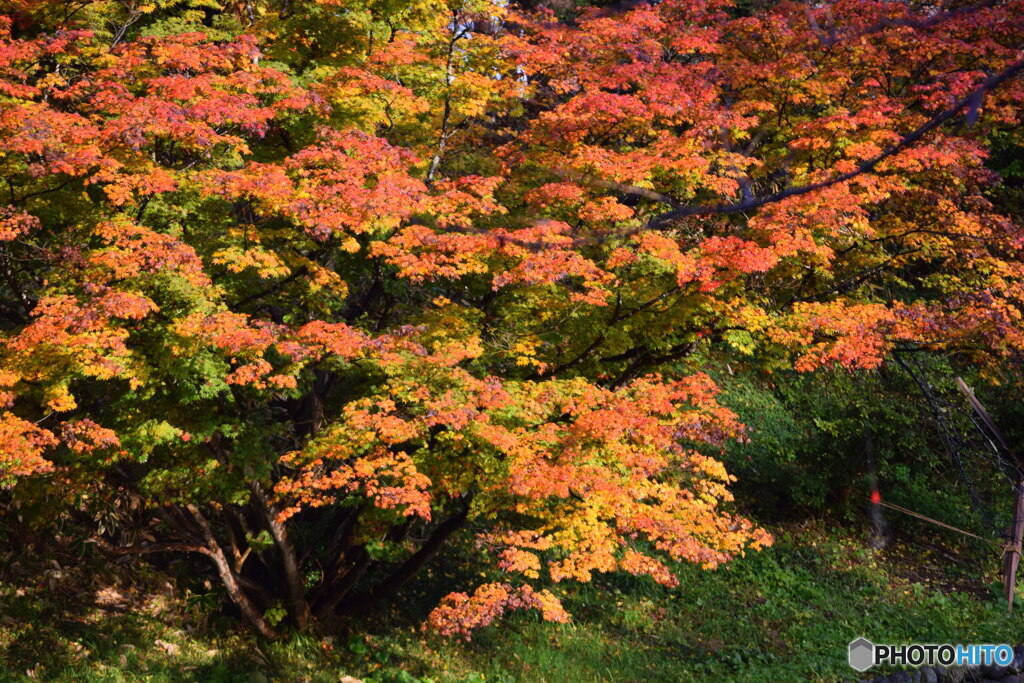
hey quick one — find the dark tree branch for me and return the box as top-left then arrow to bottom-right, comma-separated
641,57 -> 1024,233
787,247 -> 923,305
231,267 -> 308,309
336,498 -> 472,615
313,545 -> 371,618
444,56 -> 1024,251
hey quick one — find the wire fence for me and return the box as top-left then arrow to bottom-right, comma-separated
879,353 -> 1023,608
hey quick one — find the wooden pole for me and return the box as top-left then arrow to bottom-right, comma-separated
1005,482 -> 1024,612
956,377 -> 1022,612
955,378 -> 1014,454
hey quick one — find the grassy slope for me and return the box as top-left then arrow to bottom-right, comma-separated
1,522 -> 1019,682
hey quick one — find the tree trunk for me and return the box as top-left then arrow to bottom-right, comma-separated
185,505 -> 278,639
251,483 -> 312,632
314,546 -> 371,618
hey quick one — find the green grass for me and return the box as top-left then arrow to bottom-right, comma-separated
1,522 -> 1020,682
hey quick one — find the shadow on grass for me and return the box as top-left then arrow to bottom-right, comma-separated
0,552 -> 279,681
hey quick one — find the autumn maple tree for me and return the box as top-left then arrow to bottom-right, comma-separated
1,0 -> 1023,638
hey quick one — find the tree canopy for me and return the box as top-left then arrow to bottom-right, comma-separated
1,0 -> 1023,638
